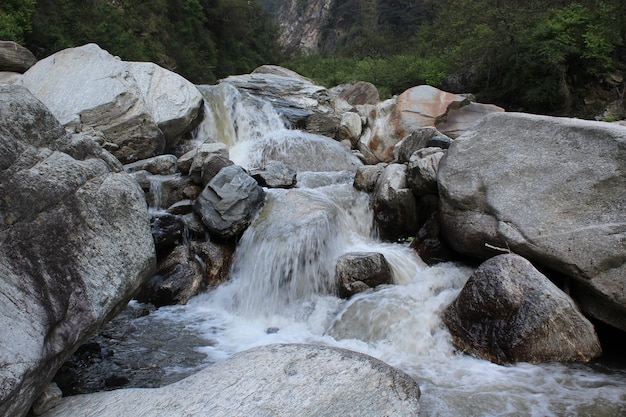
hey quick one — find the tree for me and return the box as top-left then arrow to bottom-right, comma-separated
0,0 -> 36,42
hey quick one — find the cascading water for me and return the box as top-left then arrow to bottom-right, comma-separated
145,83 -> 625,416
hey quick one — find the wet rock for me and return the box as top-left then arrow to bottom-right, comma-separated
335,252 -> 394,298
131,172 -> 193,211
250,160 -> 297,188
443,254 -> 602,364
353,164 -> 386,192
187,142 -> 231,185
41,344 -> 420,417
0,41 -> 37,73
245,130 -> 363,173
167,199 -> 194,216
372,164 -> 419,241
221,65 -> 334,130
135,246 -> 204,307
438,112 -> 626,332
189,240 -> 235,288
193,165 -> 265,240
305,111 -> 341,138
410,213 -> 454,265
407,147 -> 445,196
150,213 -> 184,258
0,84 -> 155,417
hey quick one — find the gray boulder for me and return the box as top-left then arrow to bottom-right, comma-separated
438,112 -> 626,332
0,85 -> 155,417
353,164 -> 386,192
443,254 -> 602,364
250,160 -> 297,188
124,154 -> 178,175
20,44 -> 203,163
372,164 -> 419,241
335,252 -> 394,298
393,127 -> 451,163
407,147 -> 445,196
193,165 -> 265,239
0,41 -> 37,72
40,344 -> 420,417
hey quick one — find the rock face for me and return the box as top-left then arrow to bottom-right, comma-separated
443,255 -> 602,364
273,0 -> 334,53
0,85 -> 155,417
372,164 -> 419,241
335,252 -> 394,298
0,41 -> 37,72
20,44 -> 203,163
40,344 -> 420,417
438,112 -> 626,332
193,165 -> 265,239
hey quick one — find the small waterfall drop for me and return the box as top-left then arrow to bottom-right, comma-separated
139,82 -> 626,417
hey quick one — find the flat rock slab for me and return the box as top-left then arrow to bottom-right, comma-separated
42,344 -> 421,417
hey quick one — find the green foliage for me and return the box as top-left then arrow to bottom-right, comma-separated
0,0 -> 36,42
23,0 -> 279,84
282,51 -> 446,99
414,0 -> 626,113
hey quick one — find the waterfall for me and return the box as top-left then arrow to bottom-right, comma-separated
138,83 -> 626,416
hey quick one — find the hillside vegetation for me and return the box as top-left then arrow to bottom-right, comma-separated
279,0 -> 625,116
1,0 -> 624,116
1,0 -> 279,84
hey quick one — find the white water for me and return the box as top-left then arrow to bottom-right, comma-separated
149,86 -> 626,416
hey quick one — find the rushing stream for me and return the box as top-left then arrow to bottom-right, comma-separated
110,85 -> 626,416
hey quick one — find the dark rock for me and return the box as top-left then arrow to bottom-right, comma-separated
193,165 -> 265,240
443,254 -> 602,364
335,252 -> 394,298
411,213 -> 455,265
372,164 -> 419,241
150,213 -> 184,258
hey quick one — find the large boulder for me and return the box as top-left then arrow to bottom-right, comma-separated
0,85 -> 155,417
40,344 -> 421,417
438,112 -> 626,332
193,165 -> 265,239
220,65 -> 337,132
0,41 -> 37,73
443,254 -> 602,364
20,44 -> 203,163
357,86 -> 503,162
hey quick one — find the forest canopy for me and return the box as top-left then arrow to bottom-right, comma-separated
1,0 -> 624,116
1,0 -> 279,84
